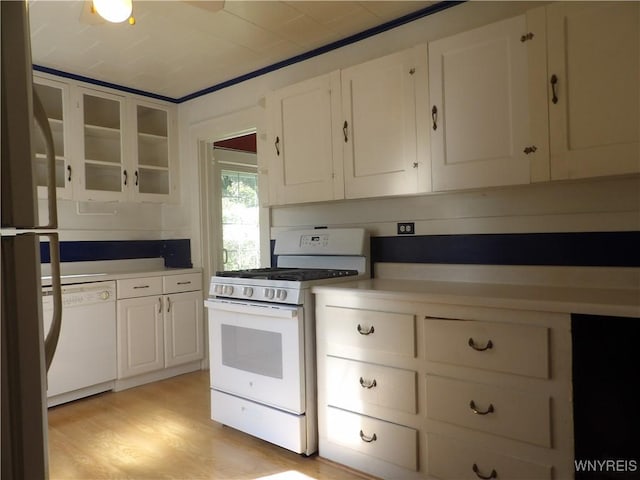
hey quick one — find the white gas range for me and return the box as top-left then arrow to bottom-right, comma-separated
204,228 -> 369,455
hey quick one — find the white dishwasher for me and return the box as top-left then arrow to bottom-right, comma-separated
42,280 -> 117,407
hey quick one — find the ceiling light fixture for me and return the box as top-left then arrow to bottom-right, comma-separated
92,0 -> 133,24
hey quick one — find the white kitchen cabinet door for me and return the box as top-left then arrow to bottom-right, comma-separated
266,71 -> 343,205
429,14 -> 547,191
342,47 -> 425,199
74,87 -> 128,201
33,76 -> 73,200
547,2 -> 640,179
117,295 -> 164,378
130,99 -> 178,202
164,291 -> 203,368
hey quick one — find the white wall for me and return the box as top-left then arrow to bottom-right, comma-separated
176,1 -> 639,268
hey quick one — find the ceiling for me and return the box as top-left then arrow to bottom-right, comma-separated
28,0 -> 439,101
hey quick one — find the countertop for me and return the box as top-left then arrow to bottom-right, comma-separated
41,263 -> 202,287
312,277 -> 640,318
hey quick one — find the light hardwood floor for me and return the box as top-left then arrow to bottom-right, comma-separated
47,371 -> 372,480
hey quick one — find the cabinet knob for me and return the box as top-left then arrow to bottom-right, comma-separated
123,169 -> 128,186
359,377 -> 377,389
523,145 -> 538,155
357,324 -> 375,335
431,105 -> 438,130
469,400 -> 495,415
468,337 -> 493,351
359,430 -> 377,443
67,165 -> 72,182
550,74 -> 559,104
472,463 -> 498,480
520,32 -> 534,42
343,121 -> 349,143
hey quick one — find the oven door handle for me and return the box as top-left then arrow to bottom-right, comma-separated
205,299 -> 299,319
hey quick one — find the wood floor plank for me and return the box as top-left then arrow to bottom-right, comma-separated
47,371 -> 373,480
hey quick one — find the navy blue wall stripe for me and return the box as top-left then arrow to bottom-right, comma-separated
370,232 -> 640,268
34,1 -> 463,104
40,239 -> 192,268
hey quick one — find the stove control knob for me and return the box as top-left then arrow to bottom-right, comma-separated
214,284 -> 224,295
264,288 -> 275,299
223,285 -> 234,296
276,289 -> 287,301
243,287 -> 254,297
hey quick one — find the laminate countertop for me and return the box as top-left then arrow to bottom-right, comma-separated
41,267 -> 201,287
312,277 -> 640,319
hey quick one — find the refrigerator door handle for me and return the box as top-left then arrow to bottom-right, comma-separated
32,86 -> 58,229
43,232 -> 62,371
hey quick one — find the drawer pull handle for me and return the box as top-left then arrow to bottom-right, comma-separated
468,337 -> 493,351
158,297 -> 162,313
357,324 -> 375,335
469,400 -> 494,415
359,430 -> 377,443
359,377 -> 377,389
177,281 -> 192,285
472,463 -> 497,479
133,285 -> 150,289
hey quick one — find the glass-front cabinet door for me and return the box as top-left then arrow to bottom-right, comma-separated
133,101 -> 174,202
76,87 -> 127,201
33,77 -> 72,199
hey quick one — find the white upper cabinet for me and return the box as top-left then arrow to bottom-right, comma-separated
131,100 -> 177,202
74,87 -> 128,202
33,76 -> 73,200
429,12 -> 548,192
547,1 -> 640,179
342,46 -> 428,199
266,71 -> 343,205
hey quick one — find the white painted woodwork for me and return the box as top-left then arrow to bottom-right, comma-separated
266,71 -> 343,205
117,276 -> 163,299
33,76 -> 73,200
429,15 -> 538,191
131,99 -> 178,202
163,272 -> 202,294
117,274 -> 204,381
424,318 -> 550,378
547,2 -> 640,179
325,356 -> 417,415
117,295 -> 165,378
426,375 -> 552,447
342,47 -> 424,198
323,306 -> 415,357
74,87 -> 128,201
326,407 -> 418,471
427,433 -> 553,480
164,290 -> 203,368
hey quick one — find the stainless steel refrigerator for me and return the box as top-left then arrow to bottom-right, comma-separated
1,1 -> 62,478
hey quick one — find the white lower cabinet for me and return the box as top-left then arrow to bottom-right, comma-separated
315,291 -> 573,479
116,272 -> 203,388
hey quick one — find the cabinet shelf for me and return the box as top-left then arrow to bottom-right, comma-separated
84,124 -> 121,138
138,132 -> 168,142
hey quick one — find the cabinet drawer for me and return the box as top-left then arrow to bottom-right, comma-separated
424,318 -> 549,378
324,306 -> 415,357
426,375 -> 551,447
163,273 -> 201,294
326,356 -> 417,415
326,407 -> 418,471
117,277 -> 162,299
427,433 -> 552,480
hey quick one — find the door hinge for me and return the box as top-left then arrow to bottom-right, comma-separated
520,32 -> 535,42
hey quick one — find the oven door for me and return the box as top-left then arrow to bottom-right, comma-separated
206,298 -> 305,414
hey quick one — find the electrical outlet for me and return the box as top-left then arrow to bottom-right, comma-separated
397,222 -> 415,235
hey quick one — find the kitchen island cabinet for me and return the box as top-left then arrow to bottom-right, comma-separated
313,271 -> 639,479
